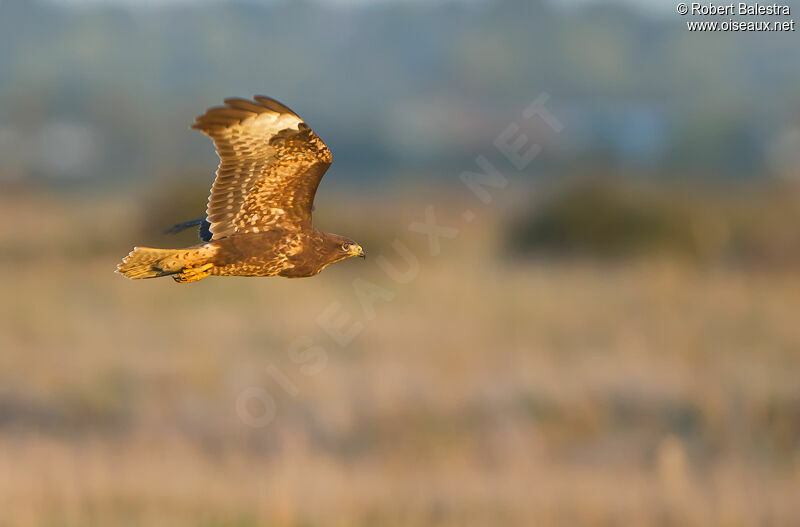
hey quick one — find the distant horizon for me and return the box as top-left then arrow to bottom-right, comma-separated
6,0 -> 790,182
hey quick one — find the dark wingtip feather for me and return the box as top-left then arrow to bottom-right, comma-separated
198,218 -> 213,242
163,218 -> 205,235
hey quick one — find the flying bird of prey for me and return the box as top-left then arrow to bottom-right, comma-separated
117,96 -> 364,284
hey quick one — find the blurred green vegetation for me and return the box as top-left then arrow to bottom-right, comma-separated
507,178 -> 800,266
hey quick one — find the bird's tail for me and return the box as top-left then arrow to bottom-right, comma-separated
116,246 -> 212,279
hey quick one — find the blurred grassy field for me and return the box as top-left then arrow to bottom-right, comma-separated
1,185 -> 799,526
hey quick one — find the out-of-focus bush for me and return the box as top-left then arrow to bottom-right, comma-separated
506,178 -> 800,266
506,179 -> 726,261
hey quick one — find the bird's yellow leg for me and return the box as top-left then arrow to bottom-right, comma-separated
173,263 -> 214,284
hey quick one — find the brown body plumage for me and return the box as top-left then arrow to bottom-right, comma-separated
117,96 -> 364,283
210,230 -> 358,278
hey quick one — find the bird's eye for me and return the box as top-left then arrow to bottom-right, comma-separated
341,243 -> 349,251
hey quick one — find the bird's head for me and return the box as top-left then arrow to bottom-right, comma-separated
324,233 -> 365,264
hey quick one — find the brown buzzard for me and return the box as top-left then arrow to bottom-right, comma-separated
117,96 -> 364,284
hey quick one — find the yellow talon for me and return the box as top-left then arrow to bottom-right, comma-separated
173,263 -> 214,284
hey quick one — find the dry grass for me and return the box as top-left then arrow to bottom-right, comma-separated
0,189 -> 799,526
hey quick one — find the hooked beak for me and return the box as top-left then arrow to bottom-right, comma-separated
353,245 -> 365,259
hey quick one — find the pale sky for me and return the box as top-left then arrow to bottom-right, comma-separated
46,0 -> 673,17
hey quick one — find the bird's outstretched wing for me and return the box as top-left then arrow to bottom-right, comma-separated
192,96 -> 332,240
